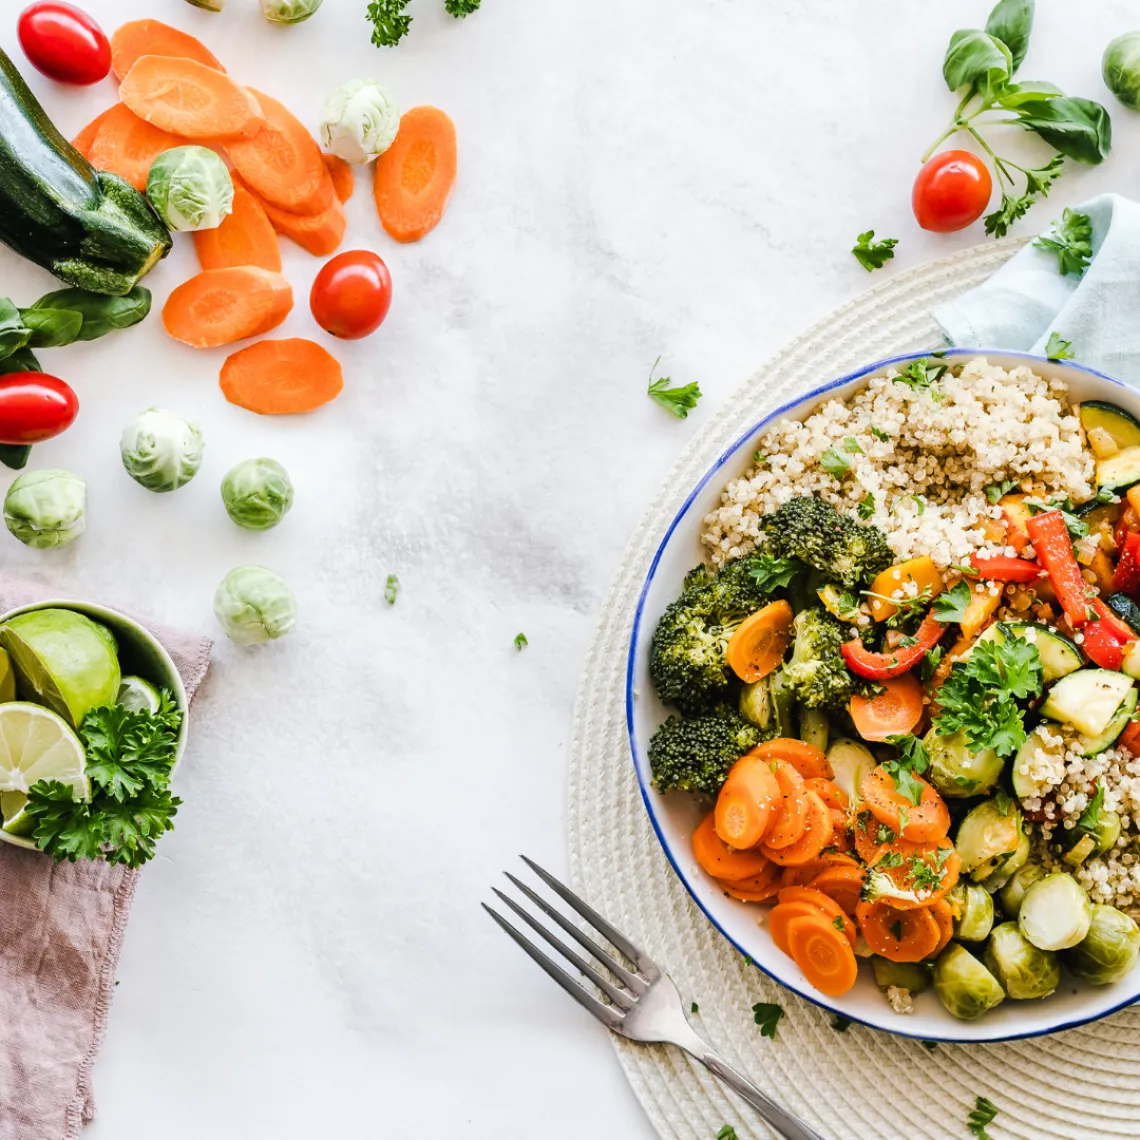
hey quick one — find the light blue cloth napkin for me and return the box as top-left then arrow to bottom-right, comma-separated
934,192 -> 1140,385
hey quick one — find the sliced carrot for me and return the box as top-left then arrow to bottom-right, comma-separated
755,759 -> 807,850
692,812 -> 771,883
848,672 -> 924,742
374,105 -> 457,243
760,791 -> 833,866
776,886 -> 855,947
808,864 -> 866,914
72,105 -> 118,159
786,913 -> 859,996
84,103 -> 187,192
866,837 -> 960,911
120,56 -> 264,142
718,861 -> 781,902
854,808 -> 893,863
929,897 -> 955,957
324,153 -> 355,203
768,900 -> 829,956
228,90 -> 334,213
261,195 -> 347,257
804,777 -> 847,813
714,752 -> 781,850
193,186 -> 282,273
220,338 -> 343,415
829,817 -> 854,854
163,267 -> 292,349
861,765 -> 949,843
780,852 -> 859,889
856,899 -> 940,962
754,737 -> 833,781
110,19 -> 225,82
725,600 -> 793,683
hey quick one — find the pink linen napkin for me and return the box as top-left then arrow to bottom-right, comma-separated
0,574 -> 211,1140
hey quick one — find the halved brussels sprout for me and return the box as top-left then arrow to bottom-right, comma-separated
999,862 -> 1046,920
1065,903 -> 1140,985
978,828 -> 1030,893
1019,872 -> 1092,951
798,705 -> 828,753
983,921 -> 1060,1000
923,727 -> 1003,798
872,956 -> 929,994
956,798 -> 1022,880
739,677 -> 771,729
948,882 -> 994,942
826,737 -> 876,806
932,943 -> 1006,1020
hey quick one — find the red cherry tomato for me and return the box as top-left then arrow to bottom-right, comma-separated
17,2 -> 111,86
0,373 -> 78,444
310,251 -> 392,340
912,150 -> 993,233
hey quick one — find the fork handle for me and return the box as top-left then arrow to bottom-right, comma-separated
692,1047 -> 829,1140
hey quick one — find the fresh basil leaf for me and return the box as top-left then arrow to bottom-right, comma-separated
996,79 -> 1062,108
18,307 -> 83,349
943,28 -> 1013,95
985,0 -> 1034,72
30,285 -> 152,341
1014,96 -> 1112,164
0,299 -> 32,363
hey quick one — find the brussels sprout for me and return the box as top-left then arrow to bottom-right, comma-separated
999,862 -> 1047,920
872,957 -> 929,994
120,409 -> 204,493
984,921 -> 1061,1000
826,737 -> 876,805
4,469 -> 85,549
319,78 -> 400,164
1065,903 -> 1140,985
978,828 -> 1030,893
949,882 -> 994,942
956,797 -> 1022,880
1104,32 -> 1140,111
221,458 -> 294,531
185,0 -> 225,9
798,705 -> 828,752
214,566 -> 297,645
923,728 -> 1003,798
260,0 -> 323,23
1019,872 -> 1092,951
932,943 -> 1005,1020
147,146 -> 234,232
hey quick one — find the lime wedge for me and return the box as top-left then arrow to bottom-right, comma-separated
0,608 -> 120,728
117,675 -> 160,714
0,647 -> 15,704
0,702 -> 87,835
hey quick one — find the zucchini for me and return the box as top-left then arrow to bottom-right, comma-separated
972,621 -> 1082,683
0,48 -> 171,295
1079,401 -> 1140,452
1106,592 -> 1140,635
1078,686 -> 1137,754
1096,445 -> 1140,493
1039,668 -> 1136,738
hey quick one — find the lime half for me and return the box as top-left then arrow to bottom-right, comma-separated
0,703 -> 87,836
117,675 -> 160,714
0,647 -> 15,704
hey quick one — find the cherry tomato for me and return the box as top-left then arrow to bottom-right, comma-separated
912,150 -> 993,233
18,2 -> 111,86
310,251 -> 392,340
0,373 -> 78,444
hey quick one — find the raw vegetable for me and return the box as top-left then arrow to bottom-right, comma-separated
119,56 -> 265,141
1065,904 -> 1140,984
109,20 -> 225,81
214,566 -> 298,645
647,359 -> 701,419
912,150 -> 993,232
1019,872 -> 1092,950
162,267 -> 293,348
18,3 -> 111,85
219,338 -> 343,414
320,78 -> 400,164
932,943 -> 1005,1020
119,408 -> 204,493
28,285 -> 151,340
146,146 -> 234,232
221,457 -> 293,530
0,373 -> 78,444
373,105 -> 457,243
1103,32 -> 1140,111
0,47 -> 172,295
185,0 -> 226,10
310,250 -> 392,339
261,194 -> 347,257
77,103 -> 187,193
4,469 -> 85,549
367,0 -> 413,47
71,104 -> 116,156
193,186 -> 281,272
324,154 -> 355,202
259,0 -> 323,23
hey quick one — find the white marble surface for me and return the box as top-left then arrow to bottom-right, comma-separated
4,1 -> 1140,1136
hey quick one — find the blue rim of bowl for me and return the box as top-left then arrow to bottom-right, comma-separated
625,347 -> 1140,1043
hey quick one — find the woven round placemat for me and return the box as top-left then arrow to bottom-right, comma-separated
566,237 -> 1140,1140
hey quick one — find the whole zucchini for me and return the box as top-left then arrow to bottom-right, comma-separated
0,49 -> 172,296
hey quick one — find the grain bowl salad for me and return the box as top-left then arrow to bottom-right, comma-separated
647,355 -> 1140,1021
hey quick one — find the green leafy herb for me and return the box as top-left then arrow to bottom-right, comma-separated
967,1096 -> 999,1140
884,733 -> 931,805
748,554 -> 807,595
933,579 -> 974,623
920,645 -> 944,684
1025,496 -> 1087,541
1077,781 -> 1105,834
832,914 -> 846,932
445,0 -> 480,14
889,919 -> 904,941
385,573 -> 400,605
877,850 -> 905,868
514,632 -> 528,651
949,563 -> 980,577
647,357 -> 702,419
857,492 -> 876,520
923,1040 -> 938,1052
862,586 -> 931,629
691,1001 -> 699,1014
716,1128 -> 738,1140
898,805 -> 911,832
1045,330 -> 1074,360
366,0 -> 413,46
1034,208 -> 1093,276
752,1001 -> 784,1039
871,425 -> 891,442
985,0 -> 1033,70
842,437 -> 863,454
820,448 -> 852,478
893,493 -> 926,516
986,478 -> 1018,504
894,359 -> 946,392
830,1015 -> 852,1032
909,853 -> 945,893
852,230 -> 898,272
752,451 -> 768,465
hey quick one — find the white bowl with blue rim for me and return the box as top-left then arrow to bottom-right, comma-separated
627,348 -> 1140,1042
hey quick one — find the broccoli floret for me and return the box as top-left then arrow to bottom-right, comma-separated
707,552 -> 779,615
782,607 -> 855,710
648,707 -> 766,794
649,589 -> 738,715
763,495 -> 892,587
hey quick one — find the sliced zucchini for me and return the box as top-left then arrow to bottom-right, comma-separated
1123,640 -> 1140,680
1063,834 -> 1098,866
1039,668 -> 1136,738
1078,686 -> 1138,755
972,621 -> 1082,683
1105,592 -> 1140,635
826,737 -> 875,806
1080,400 -> 1140,452
1096,444 -> 1140,493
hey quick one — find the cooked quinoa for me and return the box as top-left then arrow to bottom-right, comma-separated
701,357 -> 1093,570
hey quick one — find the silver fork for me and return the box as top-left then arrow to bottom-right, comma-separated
484,856 -> 827,1140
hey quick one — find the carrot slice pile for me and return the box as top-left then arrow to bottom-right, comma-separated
803,777 -> 847,812
72,105 -> 117,157
193,186 -> 282,273
692,812 -> 770,882
719,862 -> 781,902
779,852 -> 858,889
754,737 -> 833,781
163,267 -> 292,348
775,887 -> 855,947
324,154 -> 355,203
261,196 -> 346,257
761,791 -> 833,866
725,600 -> 793,683
110,19 -> 225,81
714,751 -> 781,849
82,103 -> 187,192
807,863 -> 866,914
220,338 -> 344,415
756,759 -> 807,850
120,56 -> 264,141
786,914 -> 859,996
374,105 -> 457,243
862,765 -> 950,843
856,899 -> 940,962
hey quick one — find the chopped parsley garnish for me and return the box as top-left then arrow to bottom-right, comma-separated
870,425 -> 891,442
852,230 -> 898,272
748,554 -> 807,594
894,359 -> 947,392
876,822 -> 897,844
923,1041 -> 937,1052
1045,331 -> 1074,361
920,645 -> 943,684
857,492 -> 876,520
889,919 -> 904,941
892,493 -> 926,516
949,563 -> 979,577
717,1128 -> 738,1140
909,853 -> 945,893
752,450 -> 768,465
832,914 -> 846,932
648,358 -> 702,418
985,479 -> 1018,504
820,448 -> 853,478
1034,208 -> 1092,277
967,1096 -> 999,1140
842,436 -> 863,454
830,1015 -> 852,1032
514,632 -> 528,651
933,579 -> 974,623
883,733 -> 932,805
877,850 -> 905,868
752,1001 -> 784,1039
445,0 -> 481,15
1077,781 -> 1105,834
384,573 -> 400,605
691,1001 -> 699,1014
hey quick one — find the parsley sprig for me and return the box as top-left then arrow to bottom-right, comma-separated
933,579 -> 974,623
748,554 -> 806,595
1045,330 -> 1074,360
1034,207 -> 1093,276
884,733 -> 932,804
852,230 -> 898,272
893,359 -> 947,393
368,0 -> 481,46
967,1096 -> 999,1139
647,357 -> 702,419
752,1001 -> 784,1038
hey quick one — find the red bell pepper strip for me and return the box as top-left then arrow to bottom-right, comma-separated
841,613 -> 946,681
1082,620 -> 1128,671
1114,532 -> 1140,597
1116,505 -> 1140,552
1090,597 -> 1138,643
968,552 -> 1043,583
1120,718 -> 1140,755
1024,510 -> 1091,628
